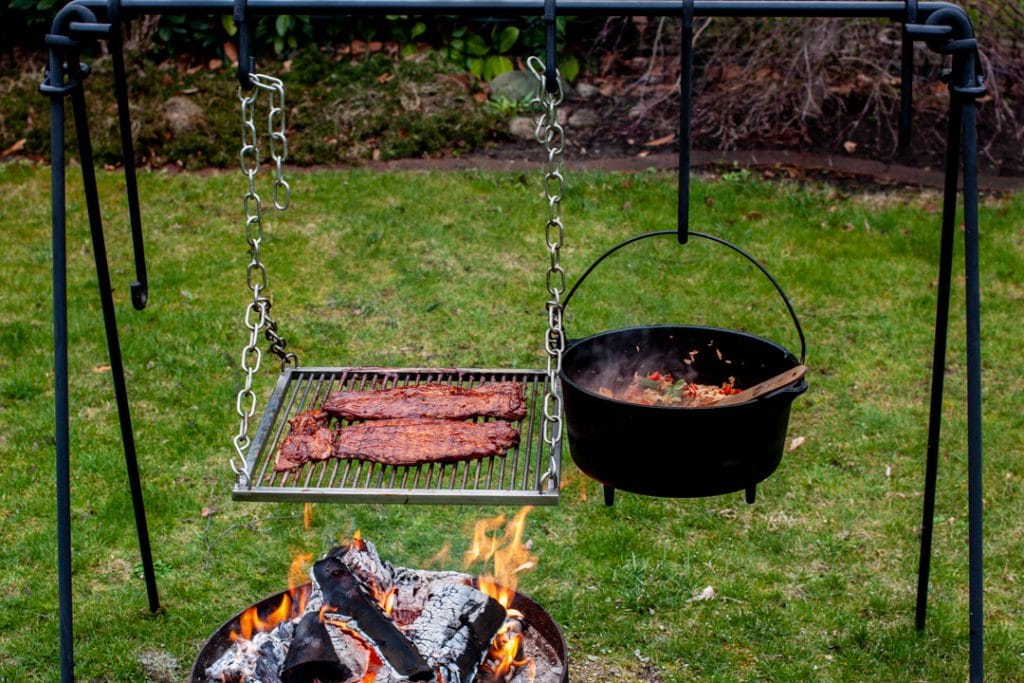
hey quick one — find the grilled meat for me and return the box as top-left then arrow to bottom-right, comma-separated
274,409 -> 334,472
333,418 -> 520,465
322,382 -> 527,422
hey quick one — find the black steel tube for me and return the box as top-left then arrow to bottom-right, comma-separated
70,0 -> 963,20
898,0 -> 917,148
677,0 -> 693,244
914,72 -> 960,633
110,33 -> 150,310
48,48 -> 75,683
543,0 -> 557,93
70,77 -> 162,616
959,57 -> 984,683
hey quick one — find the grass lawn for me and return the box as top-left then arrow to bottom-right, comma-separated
0,160 -> 1021,681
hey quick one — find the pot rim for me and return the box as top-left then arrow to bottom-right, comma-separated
559,323 -> 805,412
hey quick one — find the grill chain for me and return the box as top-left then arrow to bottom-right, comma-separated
529,56 -> 565,489
232,73 -> 298,484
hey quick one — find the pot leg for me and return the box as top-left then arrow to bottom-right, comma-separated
603,485 -> 615,507
745,486 -> 756,504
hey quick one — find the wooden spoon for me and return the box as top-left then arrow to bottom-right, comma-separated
713,364 -> 807,407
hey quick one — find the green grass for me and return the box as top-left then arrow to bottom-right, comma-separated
0,160 -> 1022,682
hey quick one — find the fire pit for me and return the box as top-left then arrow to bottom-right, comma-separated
191,521 -> 567,683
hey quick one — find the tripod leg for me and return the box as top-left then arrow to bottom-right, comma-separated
48,57 -> 75,683
914,86 -> 961,632
960,84 -> 984,683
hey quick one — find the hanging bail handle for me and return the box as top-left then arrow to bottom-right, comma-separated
544,0 -> 559,94
234,0 -> 255,90
678,0 -> 695,244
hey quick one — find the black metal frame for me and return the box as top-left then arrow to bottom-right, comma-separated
41,1 -> 986,681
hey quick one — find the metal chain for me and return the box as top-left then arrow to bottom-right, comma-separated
232,73 -> 298,483
527,56 -> 566,491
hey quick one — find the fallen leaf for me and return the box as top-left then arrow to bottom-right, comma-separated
92,365 -> 111,373
201,507 -> 212,518
644,133 -> 677,147
843,140 -> 858,153
181,87 -> 199,95
743,211 -> 765,221
376,73 -> 394,84
2,138 -> 26,156
208,58 -> 223,70
789,435 -> 806,451
688,585 -> 717,602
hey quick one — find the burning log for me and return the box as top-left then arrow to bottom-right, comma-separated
313,554 -> 435,681
406,581 -> 507,683
201,534 -> 549,683
204,620 -> 295,682
279,611 -> 353,683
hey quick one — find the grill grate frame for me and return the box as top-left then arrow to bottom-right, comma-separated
233,367 -> 561,504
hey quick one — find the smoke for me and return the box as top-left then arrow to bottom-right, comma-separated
570,341 -> 703,397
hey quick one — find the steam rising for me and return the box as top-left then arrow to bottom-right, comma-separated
572,343 -> 702,397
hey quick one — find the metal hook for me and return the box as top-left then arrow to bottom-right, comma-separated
544,0 -> 559,94
105,0 -> 149,309
234,0 -> 255,90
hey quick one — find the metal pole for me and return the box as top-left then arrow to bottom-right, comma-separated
914,73 -> 960,633
677,0 -> 694,244
69,75 -> 162,616
958,54 -> 984,683
45,46 -> 75,683
110,32 -> 150,310
71,0 -> 960,20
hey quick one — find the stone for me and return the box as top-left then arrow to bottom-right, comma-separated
488,70 -> 538,103
164,96 -> 206,136
568,108 -> 601,128
575,81 -> 599,98
509,116 -> 536,141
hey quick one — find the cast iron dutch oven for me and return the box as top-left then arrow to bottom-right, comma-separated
558,231 -> 807,505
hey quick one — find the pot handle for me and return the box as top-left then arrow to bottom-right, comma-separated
562,230 -> 806,364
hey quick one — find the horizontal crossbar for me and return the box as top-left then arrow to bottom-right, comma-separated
69,0 -> 961,21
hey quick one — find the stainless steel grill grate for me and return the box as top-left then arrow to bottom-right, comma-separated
233,367 -> 561,504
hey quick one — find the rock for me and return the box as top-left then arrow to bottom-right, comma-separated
509,116 -> 536,141
164,96 -> 206,136
575,81 -> 599,98
489,70 -> 538,103
138,649 -> 181,683
568,108 -> 601,128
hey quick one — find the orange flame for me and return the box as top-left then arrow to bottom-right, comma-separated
464,506 -> 535,608
229,552 -> 312,642
484,621 -> 529,680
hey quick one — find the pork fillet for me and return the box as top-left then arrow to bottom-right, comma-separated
274,409 -> 334,472
322,382 -> 527,422
333,418 -> 520,466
